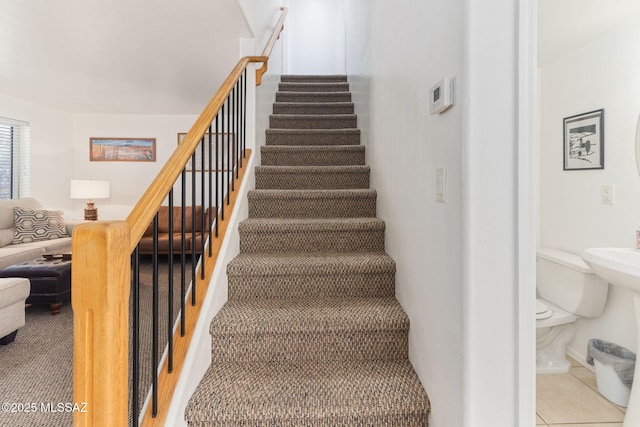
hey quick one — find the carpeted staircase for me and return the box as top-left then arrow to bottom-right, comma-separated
185,75 -> 430,426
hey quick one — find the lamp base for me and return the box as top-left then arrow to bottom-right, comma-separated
84,202 -> 98,221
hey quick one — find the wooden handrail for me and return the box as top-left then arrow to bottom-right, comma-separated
126,55 -> 266,250
127,6 -> 288,245
73,6 -> 287,427
262,6 -> 288,57
256,6 -> 288,85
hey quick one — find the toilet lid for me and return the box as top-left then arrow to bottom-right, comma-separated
536,300 -> 553,320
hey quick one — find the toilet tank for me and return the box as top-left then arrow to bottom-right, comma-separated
537,248 -> 609,317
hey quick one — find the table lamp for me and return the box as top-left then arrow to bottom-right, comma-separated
70,179 -> 110,221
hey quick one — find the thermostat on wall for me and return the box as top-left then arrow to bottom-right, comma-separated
429,77 -> 454,115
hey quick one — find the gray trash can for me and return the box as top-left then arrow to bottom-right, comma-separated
587,339 -> 636,407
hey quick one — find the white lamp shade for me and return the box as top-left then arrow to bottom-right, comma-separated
70,180 -> 110,199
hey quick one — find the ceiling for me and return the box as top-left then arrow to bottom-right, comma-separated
0,0 -> 252,114
3,1 -> 638,114
538,0 -> 640,66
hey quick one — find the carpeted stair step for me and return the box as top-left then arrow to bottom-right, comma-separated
247,189 -> 376,218
238,218 -> 385,253
273,102 -> 354,115
261,145 -> 365,166
279,82 -> 350,92
227,252 -> 395,300
255,165 -> 370,190
281,74 -> 348,82
270,114 -> 357,129
265,129 -> 360,146
185,358 -> 430,426
209,296 -> 408,363
276,91 -> 352,103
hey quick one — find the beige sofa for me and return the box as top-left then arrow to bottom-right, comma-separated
0,198 -> 75,270
0,277 -> 30,344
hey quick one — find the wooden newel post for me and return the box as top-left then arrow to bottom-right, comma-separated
72,221 -> 131,426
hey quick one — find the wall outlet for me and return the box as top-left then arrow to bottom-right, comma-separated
601,184 -> 615,204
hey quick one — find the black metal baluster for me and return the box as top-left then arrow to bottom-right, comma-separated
180,173 -> 186,336
226,93 -> 231,205
221,102 -> 225,221
131,247 -> 140,426
239,76 -> 242,168
243,69 -> 247,158
152,214 -> 159,417
167,191 -> 174,373
208,123 -> 213,257
235,79 -> 239,180
231,85 -> 236,192
215,113 -> 220,238
238,73 -> 243,169
191,156 -> 197,306
200,135 -> 205,280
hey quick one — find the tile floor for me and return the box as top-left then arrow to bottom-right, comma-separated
537,357 -> 627,426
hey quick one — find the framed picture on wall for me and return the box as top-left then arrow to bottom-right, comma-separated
90,138 -> 156,162
177,132 -> 236,172
563,109 -> 604,170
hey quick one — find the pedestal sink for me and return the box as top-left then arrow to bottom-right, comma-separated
582,248 -> 640,427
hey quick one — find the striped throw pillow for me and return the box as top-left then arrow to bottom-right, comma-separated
12,207 -> 68,244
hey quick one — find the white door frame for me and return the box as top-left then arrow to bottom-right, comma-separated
518,0 -> 537,425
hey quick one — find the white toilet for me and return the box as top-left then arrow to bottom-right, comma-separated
536,248 -> 609,374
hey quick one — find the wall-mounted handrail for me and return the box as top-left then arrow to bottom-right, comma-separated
72,7 -> 287,427
256,6 -> 288,85
262,6 -> 288,57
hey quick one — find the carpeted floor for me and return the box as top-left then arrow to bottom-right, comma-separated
0,255 -> 188,427
0,303 -> 73,427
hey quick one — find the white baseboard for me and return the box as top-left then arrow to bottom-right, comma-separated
566,346 -> 595,373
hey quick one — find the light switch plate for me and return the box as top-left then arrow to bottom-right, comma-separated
436,168 -> 447,203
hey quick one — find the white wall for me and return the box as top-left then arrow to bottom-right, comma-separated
539,22 -> 640,360
0,102 -> 248,222
255,57 -> 283,167
238,0 -> 284,53
283,0 -> 346,75
72,114 -> 198,220
0,93 -> 74,211
344,1 -> 464,425
0,90 -> 251,223
344,3 -> 526,425
463,1 -> 523,425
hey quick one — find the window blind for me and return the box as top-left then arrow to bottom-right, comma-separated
0,116 -> 30,200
